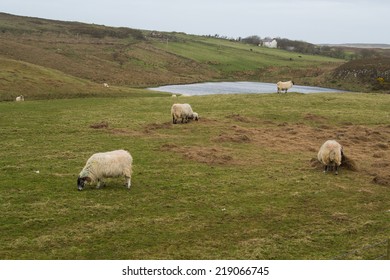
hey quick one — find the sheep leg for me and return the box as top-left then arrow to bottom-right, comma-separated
125,176 -> 131,190
96,180 -> 105,188
334,165 -> 339,175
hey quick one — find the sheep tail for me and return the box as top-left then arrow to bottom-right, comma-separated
329,150 -> 336,162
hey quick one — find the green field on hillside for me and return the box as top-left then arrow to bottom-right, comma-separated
1,92 -> 389,259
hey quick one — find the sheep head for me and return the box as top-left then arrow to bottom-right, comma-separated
77,176 -> 91,191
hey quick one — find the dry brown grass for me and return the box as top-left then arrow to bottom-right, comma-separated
155,114 -> 390,186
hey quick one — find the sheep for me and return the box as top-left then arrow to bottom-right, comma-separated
103,83 -> 109,88
77,149 -> 133,191
15,95 -> 24,102
317,140 -> 343,175
171,94 -> 177,98
171,103 -> 194,124
276,80 -> 294,93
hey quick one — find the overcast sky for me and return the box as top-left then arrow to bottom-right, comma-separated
2,0 -> 389,44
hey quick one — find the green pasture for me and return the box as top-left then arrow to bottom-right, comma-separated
156,36 -> 343,74
0,92 -> 389,259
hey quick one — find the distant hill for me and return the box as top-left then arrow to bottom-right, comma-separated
0,12 -> 355,100
322,43 -> 390,49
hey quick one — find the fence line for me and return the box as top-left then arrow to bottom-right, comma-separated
333,239 -> 389,260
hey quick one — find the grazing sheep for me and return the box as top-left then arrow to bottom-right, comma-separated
77,150 -> 133,191
171,103 -> 194,124
15,95 -> 24,102
317,140 -> 343,175
276,80 -> 294,93
171,94 -> 177,98
103,83 -> 109,88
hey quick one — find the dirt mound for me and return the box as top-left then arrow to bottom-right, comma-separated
310,154 -> 358,172
310,158 -> 322,169
372,175 -> 390,186
184,148 -> 233,165
341,154 -> 358,171
90,121 -> 109,129
144,122 -> 172,133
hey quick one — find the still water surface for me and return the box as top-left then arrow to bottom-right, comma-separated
149,81 -> 344,96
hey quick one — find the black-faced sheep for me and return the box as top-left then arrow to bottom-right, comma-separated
317,140 -> 343,175
77,150 -> 133,191
277,80 -> 294,93
171,103 -> 195,124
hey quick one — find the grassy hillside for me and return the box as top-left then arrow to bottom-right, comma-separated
0,57 -> 166,100
332,57 -> 390,92
158,35 -> 342,84
0,93 -> 389,259
0,12 -> 346,100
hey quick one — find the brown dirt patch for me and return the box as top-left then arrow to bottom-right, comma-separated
215,133 -> 251,143
90,121 -> 109,129
372,175 -> 390,186
310,158 -> 322,169
309,157 -> 357,172
212,124 -> 257,144
225,113 -> 252,123
341,154 -> 359,171
303,113 -> 328,123
374,143 -> 389,150
144,122 -> 172,133
108,128 -> 136,136
161,144 -> 235,165
221,121 -> 389,183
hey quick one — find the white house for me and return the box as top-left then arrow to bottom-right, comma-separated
261,38 -> 278,48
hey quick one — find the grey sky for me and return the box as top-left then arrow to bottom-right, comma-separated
2,0 -> 389,44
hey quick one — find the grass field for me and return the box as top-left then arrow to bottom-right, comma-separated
1,92 -> 389,259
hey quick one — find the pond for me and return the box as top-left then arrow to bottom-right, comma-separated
148,81 -> 344,96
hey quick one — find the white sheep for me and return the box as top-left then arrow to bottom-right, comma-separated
103,83 -> 109,88
171,94 -> 177,98
317,140 -> 343,175
15,95 -> 24,102
171,103 -> 194,124
276,80 -> 294,93
77,149 -> 133,191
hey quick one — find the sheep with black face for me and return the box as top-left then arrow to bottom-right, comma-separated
171,103 -> 195,124
276,80 -> 294,93
317,140 -> 343,175
77,150 -> 133,191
